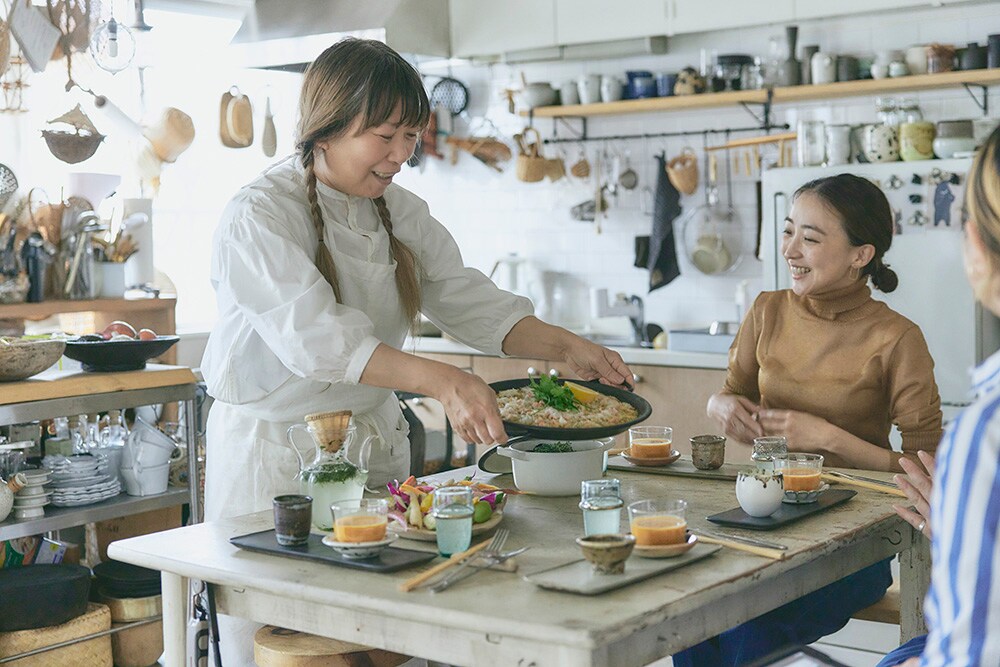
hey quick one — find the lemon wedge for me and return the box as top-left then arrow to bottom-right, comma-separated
565,381 -> 600,404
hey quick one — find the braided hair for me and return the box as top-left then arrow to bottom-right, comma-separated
295,38 -> 430,323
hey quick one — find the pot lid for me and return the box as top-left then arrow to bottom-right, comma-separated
477,444 -> 511,474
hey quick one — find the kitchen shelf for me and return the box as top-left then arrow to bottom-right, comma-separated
525,69 -> 1000,118
0,364 -> 200,542
0,488 -> 189,542
0,297 -> 176,320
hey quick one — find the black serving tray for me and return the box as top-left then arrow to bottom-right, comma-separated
229,529 -> 436,572
706,489 -> 857,531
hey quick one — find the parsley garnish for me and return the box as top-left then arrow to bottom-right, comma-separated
530,375 -> 580,411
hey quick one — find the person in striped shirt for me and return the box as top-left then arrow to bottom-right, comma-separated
879,125 -> 1000,667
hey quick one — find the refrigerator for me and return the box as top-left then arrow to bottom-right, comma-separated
761,158 -> 1000,427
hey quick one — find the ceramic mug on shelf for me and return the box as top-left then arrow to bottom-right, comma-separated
862,124 -> 900,163
577,74 -> 601,105
810,52 -> 836,85
600,75 -> 624,103
559,80 -> 580,106
899,121 -> 936,161
824,124 -> 852,166
906,45 -> 929,75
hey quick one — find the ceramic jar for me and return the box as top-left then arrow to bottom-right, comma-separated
600,75 -> 624,103
559,80 -> 580,106
962,42 -> 988,70
989,34 -> 1000,69
862,124 -> 900,163
825,124 -> 852,166
899,121 -> 936,161
810,52 -> 836,85
577,74 -> 601,105
906,45 -> 929,75
934,120 -> 976,158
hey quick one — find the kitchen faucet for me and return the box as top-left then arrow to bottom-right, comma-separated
590,289 -> 648,347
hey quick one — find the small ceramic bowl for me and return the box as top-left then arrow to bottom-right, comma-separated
735,471 -> 784,517
12,494 -> 51,508
633,533 -> 697,559
783,482 -> 830,504
576,534 -> 636,574
321,533 -> 397,560
12,506 -> 44,520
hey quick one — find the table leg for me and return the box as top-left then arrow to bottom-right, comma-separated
899,530 -> 931,642
161,571 -> 188,667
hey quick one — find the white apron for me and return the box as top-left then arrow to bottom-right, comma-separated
205,229 -> 414,667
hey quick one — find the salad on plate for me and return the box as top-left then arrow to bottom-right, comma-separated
386,475 -> 507,532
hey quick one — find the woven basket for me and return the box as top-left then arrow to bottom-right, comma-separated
515,127 -> 547,183
0,602 -> 112,666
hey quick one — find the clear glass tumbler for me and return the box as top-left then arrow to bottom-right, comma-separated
627,499 -> 688,546
330,498 -> 388,544
628,426 -> 673,459
580,478 -> 623,536
431,486 -> 473,557
751,436 -> 788,471
773,453 -> 824,491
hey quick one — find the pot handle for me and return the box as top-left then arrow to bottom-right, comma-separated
496,447 -> 529,461
599,438 -> 619,453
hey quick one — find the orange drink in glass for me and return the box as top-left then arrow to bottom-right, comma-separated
774,453 -> 824,491
628,426 -> 673,459
628,499 -> 687,545
331,498 -> 388,543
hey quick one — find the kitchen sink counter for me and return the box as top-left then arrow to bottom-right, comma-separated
406,336 -> 728,370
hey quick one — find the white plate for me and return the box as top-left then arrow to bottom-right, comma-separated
782,482 -> 830,504
321,533 -> 398,559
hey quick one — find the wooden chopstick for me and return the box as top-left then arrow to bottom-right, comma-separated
695,534 -> 786,560
820,473 -> 907,498
398,540 -> 490,592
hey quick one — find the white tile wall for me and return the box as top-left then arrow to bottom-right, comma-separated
392,3 -> 1000,339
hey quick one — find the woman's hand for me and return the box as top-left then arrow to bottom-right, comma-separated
893,450 -> 935,539
707,392 -> 763,442
755,408 -> 833,452
560,336 -> 632,389
433,367 -> 509,446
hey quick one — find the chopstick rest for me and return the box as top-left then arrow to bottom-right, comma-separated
398,541 -> 490,592
820,473 -> 907,498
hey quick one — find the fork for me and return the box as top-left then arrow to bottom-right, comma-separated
428,528 -> 508,591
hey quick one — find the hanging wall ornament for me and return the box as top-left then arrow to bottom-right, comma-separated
47,0 -> 95,61
41,103 -> 105,163
90,7 -> 135,74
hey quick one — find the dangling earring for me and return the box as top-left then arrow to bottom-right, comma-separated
849,266 -> 861,281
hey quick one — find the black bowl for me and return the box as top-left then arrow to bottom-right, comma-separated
63,336 -> 179,372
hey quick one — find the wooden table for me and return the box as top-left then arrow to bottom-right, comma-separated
108,466 -> 928,667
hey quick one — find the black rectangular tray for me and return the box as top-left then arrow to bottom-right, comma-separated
230,530 -> 436,573
706,489 -> 857,531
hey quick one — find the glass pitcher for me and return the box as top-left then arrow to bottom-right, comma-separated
287,410 -> 373,531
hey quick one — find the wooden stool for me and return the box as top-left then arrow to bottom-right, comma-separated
852,578 -> 901,625
254,625 -> 410,667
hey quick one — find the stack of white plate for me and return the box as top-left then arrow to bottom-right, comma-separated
12,468 -> 53,520
50,478 -> 121,507
45,455 -> 121,507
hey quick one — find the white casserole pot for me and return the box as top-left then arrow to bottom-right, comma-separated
497,438 -> 615,496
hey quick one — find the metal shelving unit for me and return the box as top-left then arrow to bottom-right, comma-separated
0,365 -> 201,542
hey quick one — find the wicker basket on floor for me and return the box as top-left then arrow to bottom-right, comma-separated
0,602 -> 112,666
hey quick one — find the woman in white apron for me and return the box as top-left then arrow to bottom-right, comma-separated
201,38 -> 632,665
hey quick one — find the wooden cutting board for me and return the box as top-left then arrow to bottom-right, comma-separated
607,454 -> 751,481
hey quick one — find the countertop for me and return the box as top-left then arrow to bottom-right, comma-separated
406,336 -> 728,370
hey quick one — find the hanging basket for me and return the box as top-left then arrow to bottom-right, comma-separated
515,127 -> 547,183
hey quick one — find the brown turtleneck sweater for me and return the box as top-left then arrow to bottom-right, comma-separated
725,281 -> 943,471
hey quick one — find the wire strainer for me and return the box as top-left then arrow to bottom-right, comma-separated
0,164 -> 18,211
429,77 -> 469,116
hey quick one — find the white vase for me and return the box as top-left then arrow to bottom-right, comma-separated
98,262 -> 127,298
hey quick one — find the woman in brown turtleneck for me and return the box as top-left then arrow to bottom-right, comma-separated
674,175 -> 944,667
708,173 -> 943,472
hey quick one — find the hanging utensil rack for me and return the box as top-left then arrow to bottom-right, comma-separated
539,121 -> 789,145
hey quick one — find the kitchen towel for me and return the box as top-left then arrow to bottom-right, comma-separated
648,153 -> 683,290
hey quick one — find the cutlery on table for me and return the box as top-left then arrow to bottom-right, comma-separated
398,540 -> 491,593
429,528 -> 508,591
691,530 -> 787,560
821,471 -> 907,497
430,545 -> 529,593
698,529 -> 787,551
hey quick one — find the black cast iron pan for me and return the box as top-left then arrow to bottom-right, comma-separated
478,378 -> 651,473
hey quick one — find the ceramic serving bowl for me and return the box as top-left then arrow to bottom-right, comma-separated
0,338 -> 66,382
576,534 -> 636,574
735,471 -> 784,517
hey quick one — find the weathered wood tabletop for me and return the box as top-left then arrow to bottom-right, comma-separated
109,465 -> 927,667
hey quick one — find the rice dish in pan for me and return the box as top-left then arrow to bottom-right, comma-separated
497,386 -> 638,428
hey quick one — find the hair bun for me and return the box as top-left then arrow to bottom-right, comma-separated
872,262 -> 898,293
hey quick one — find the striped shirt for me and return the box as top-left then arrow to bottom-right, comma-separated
922,349 -> 1000,666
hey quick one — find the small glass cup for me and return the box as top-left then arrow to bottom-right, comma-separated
751,436 -> 788,471
431,486 -> 474,557
273,494 -> 313,547
580,479 -> 623,536
773,453 -> 824,492
330,498 -> 388,543
627,499 -> 688,546
628,426 -> 673,459
690,434 -> 726,470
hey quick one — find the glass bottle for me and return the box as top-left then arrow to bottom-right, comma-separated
100,409 -> 128,448
898,98 -> 922,124
751,436 -> 788,472
875,97 -> 898,127
287,411 -> 374,531
67,415 -> 86,454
